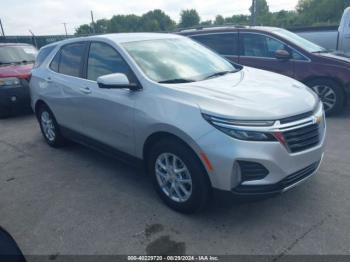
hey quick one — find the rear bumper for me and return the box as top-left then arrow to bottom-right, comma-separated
0,79 -> 31,111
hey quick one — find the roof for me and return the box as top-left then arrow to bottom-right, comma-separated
179,25 -> 282,34
95,33 -> 183,43
45,33 -> 184,48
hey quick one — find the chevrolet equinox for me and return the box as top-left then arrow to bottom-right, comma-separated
30,33 -> 326,213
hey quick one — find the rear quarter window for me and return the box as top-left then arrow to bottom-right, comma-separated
34,45 -> 56,68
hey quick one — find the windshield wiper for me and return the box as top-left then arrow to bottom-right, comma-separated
204,70 -> 236,80
158,78 -> 195,84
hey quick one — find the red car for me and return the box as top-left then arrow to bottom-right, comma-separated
180,26 -> 350,115
0,43 -> 37,118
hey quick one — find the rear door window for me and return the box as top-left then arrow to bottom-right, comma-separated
191,33 -> 238,56
58,42 -> 86,77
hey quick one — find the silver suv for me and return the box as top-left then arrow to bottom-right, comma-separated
30,33 -> 326,213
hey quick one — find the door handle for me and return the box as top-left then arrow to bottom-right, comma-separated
46,77 -> 52,83
80,87 -> 92,94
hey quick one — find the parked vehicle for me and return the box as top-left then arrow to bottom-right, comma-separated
180,26 -> 350,115
30,34 -> 325,213
297,7 -> 350,54
0,43 -> 37,118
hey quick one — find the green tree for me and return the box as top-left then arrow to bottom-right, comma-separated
107,14 -> 141,32
297,0 -> 350,26
225,15 -> 250,25
94,19 -> 109,34
214,15 -> 225,25
75,24 -> 92,35
200,20 -> 213,26
250,0 -> 272,25
140,9 -> 176,31
179,9 -> 200,28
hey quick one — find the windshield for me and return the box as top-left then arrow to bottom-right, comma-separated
273,29 -> 326,53
0,45 -> 37,64
122,38 -> 237,83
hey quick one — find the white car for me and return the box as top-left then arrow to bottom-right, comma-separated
30,33 -> 326,213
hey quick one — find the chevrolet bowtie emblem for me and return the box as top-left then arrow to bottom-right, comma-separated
314,115 -> 322,124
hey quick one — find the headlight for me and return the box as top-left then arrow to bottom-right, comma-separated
202,114 -> 277,141
0,77 -> 21,87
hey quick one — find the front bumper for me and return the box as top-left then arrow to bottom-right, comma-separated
232,159 -> 322,195
0,79 -> 31,111
196,114 -> 326,193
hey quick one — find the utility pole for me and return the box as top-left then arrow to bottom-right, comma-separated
29,30 -> 38,48
90,10 -> 95,34
251,0 -> 257,26
62,22 -> 68,36
0,18 -> 5,37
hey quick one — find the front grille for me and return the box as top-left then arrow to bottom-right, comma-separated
280,111 -> 313,124
238,161 -> 269,182
232,161 -> 319,195
283,124 -> 320,153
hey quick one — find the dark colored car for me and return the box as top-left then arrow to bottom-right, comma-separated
180,26 -> 350,115
0,43 -> 37,118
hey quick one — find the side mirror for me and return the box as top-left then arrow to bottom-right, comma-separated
97,73 -> 140,90
275,49 -> 292,60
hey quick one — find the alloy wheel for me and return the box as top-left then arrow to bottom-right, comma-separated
155,153 -> 193,203
310,85 -> 337,112
41,111 -> 56,142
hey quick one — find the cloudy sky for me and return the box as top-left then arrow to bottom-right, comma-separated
1,0 -> 299,35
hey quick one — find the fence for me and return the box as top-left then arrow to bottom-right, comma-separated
0,25 -> 339,49
0,35 -> 74,48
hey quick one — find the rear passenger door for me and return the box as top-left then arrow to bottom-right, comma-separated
238,32 -> 295,78
78,41 -> 137,155
190,33 -> 239,63
48,42 -> 88,132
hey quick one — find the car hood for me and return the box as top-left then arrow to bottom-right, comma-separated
317,52 -> 350,66
0,63 -> 33,79
166,67 -> 318,120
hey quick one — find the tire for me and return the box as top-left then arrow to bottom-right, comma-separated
148,139 -> 211,214
37,105 -> 66,147
306,78 -> 345,116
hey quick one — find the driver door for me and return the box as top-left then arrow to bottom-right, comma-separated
77,41 -> 138,155
238,32 -> 295,78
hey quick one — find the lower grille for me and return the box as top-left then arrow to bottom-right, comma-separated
283,124 -> 320,153
233,161 -> 319,195
238,161 -> 269,182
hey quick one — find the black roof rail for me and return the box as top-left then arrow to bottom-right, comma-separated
176,24 -> 249,32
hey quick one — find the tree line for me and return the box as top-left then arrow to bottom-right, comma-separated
75,0 -> 350,35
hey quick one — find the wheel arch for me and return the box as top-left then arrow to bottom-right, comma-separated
142,131 -> 213,186
34,100 -> 49,118
303,76 -> 348,106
